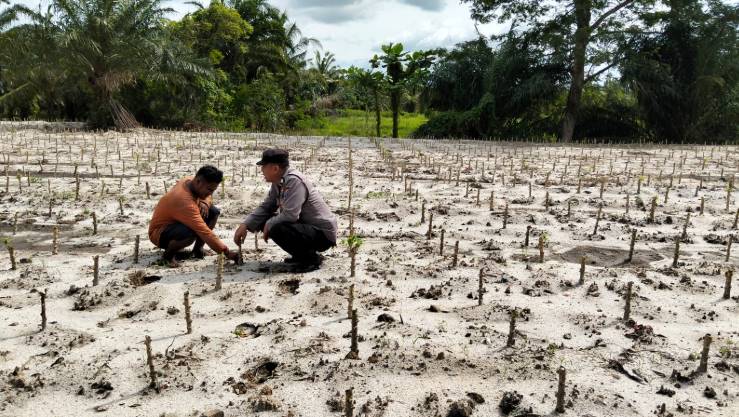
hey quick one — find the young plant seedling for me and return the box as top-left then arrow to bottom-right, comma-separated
343,234 -> 364,278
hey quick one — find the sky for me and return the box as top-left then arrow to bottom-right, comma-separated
13,0 -> 509,68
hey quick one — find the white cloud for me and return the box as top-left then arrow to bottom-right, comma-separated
12,0 -> 509,67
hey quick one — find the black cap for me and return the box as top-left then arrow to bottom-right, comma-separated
256,149 -> 289,166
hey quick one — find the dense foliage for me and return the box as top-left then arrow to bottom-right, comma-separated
0,0 -> 735,143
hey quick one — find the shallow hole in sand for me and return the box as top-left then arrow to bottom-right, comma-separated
558,245 -> 663,267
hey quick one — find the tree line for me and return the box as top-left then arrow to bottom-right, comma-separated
0,0 -> 736,143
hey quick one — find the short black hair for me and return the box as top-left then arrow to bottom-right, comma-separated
277,161 -> 289,170
195,165 -> 224,183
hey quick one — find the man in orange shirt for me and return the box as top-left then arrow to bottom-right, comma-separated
149,165 -> 239,267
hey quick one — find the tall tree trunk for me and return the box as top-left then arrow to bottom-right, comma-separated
561,0 -> 592,142
390,90 -> 400,138
374,88 -> 381,137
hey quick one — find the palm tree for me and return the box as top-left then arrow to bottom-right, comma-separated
6,0 -> 207,129
312,50 -> 340,95
285,20 -> 321,69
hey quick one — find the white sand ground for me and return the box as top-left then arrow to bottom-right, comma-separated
0,123 -> 737,417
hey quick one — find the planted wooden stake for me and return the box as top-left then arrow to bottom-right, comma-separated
681,212 -> 691,240
503,203 -> 509,229
726,237 -> 733,262
579,256 -> 586,285
538,234 -> 545,263
426,212 -> 433,240
627,229 -> 637,263
592,205 -> 602,236
346,309 -> 359,359
40,289 -> 47,331
92,255 -> 99,286
697,334 -> 712,373
452,241 -> 459,267
727,179 -> 734,211
184,291 -> 192,334
349,208 -> 355,236
347,284 -> 354,320
623,281 -> 633,321
350,248 -> 357,277
700,196 -> 705,215
7,243 -> 15,270
477,268 -> 484,306
506,309 -> 517,347
625,194 -> 630,214
75,175 -> 80,201
144,335 -> 158,389
733,207 -> 738,229
555,367 -> 567,413
145,182 -> 150,199
52,226 -> 59,255
567,199 -> 572,219
723,270 -> 733,300
476,188 -> 480,206
420,202 -> 425,223
544,191 -> 550,210
92,212 -> 97,235
524,225 -> 531,247
672,235 -> 681,268
215,253 -> 223,290
648,196 -> 657,223
118,197 -> 124,215
345,388 -> 354,417
134,235 -> 140,264
439,229 -> 445,255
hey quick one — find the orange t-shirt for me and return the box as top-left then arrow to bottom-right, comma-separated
148,177 -> 228,253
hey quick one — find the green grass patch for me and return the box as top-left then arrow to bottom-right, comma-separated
295,109 -> 427,138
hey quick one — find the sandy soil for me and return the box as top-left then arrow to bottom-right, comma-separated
0,123 -> 737,417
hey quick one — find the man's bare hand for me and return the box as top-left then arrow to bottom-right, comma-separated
262,224 -> 269,242
199,202 -> 209,219
225,250 -> 240,263
234,224 -> 248,245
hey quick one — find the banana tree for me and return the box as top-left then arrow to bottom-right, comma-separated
370,43 -> 436,138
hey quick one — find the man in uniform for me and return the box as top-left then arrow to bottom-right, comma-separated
234,149 -> 337,271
